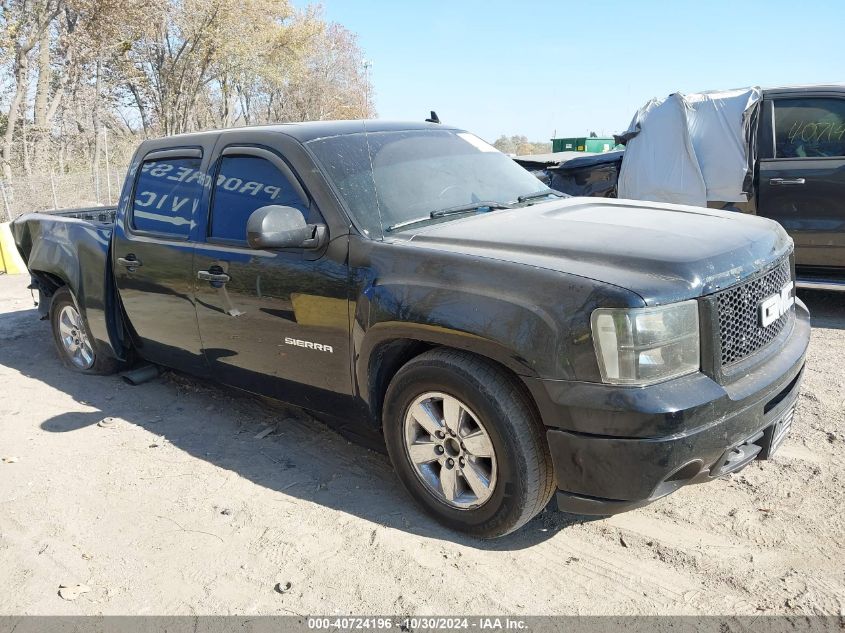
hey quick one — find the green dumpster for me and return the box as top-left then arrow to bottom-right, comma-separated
584,138 -> 616,153
552,137 -> 587,152
551,136 -> 617,153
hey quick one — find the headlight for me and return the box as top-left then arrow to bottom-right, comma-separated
590,300 -> 700,385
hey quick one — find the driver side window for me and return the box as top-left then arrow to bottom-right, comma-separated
209,155 -> 310,242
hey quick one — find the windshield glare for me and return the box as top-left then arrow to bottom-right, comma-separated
306,128 -> 548,237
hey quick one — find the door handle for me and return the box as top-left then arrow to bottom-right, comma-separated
197,270 -> 231,283
117,256 -> 142,268
769,177 -> 806,186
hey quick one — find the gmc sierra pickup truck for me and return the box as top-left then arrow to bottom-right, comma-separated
12,120 -> 810,538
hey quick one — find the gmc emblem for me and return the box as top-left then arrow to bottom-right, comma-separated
759,281 -> 795,328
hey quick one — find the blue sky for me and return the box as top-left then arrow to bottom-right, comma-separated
300,0 -> 845,143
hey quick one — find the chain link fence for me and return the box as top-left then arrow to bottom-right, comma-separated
0,166 -> 128,223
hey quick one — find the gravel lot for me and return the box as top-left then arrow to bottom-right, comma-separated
0,271 -> 843,615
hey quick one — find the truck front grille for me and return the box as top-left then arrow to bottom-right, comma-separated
716,257 -> 793,366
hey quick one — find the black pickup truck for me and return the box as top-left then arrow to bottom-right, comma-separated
12,121 -> 810,538
527,85 -> 845,291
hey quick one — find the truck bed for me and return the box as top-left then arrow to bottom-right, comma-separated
11,207 -> 122,360
36,205 -> 117,223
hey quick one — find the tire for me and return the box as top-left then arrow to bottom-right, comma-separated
49,286 -> 119,375
383,348 -> 555,538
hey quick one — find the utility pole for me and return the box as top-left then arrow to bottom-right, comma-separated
103,126 -> 112,204
50,171 -> 58,209
362,60 -> 373,116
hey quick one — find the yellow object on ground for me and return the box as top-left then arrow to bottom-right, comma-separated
0,221 -> 26,275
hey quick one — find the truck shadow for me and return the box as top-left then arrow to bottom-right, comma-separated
799,289 -> 845,330
0,308 -> 598,551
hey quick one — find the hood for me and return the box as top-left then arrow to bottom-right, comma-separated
393,198 -> 792,305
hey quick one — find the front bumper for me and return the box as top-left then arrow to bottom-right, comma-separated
523,299 -> 811,515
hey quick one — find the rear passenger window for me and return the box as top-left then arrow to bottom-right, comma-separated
209,155 -> 308,242
132,157 -> 204,237
774,98 -> 845,159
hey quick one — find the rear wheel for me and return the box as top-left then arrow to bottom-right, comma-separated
383,349 -> 554,538
50,287 -> 118,374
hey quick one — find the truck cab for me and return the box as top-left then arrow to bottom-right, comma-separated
757,85 -> 845,289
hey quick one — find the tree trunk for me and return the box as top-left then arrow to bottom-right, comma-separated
127,82 -> 150,135
91,60 -> 102,203
33,28 -> 52,168
1,51 -> 31,183
22,118 -> 32,176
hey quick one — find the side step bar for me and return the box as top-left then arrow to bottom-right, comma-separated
122,364 -> 162,386
796,279 -> 845,292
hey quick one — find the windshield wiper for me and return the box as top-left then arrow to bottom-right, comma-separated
517,189 -> 565,203
430,200 -> 512,218
386,201 -> 512,232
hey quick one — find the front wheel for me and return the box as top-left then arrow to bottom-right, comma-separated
383,349 -> 555,538
49,287 -> 119,374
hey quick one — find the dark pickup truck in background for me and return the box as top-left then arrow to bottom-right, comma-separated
521,85 -> 845,291
13,121 -> 810,538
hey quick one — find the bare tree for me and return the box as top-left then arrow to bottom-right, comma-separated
493,134 -> 551,156
0,0 -> 375,190
1,0 -> 62,181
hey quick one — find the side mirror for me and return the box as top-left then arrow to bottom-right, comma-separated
246,205 -> 324,250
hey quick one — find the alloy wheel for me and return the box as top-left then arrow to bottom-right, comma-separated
403,391 -> 498,509
57,305 -> 95,370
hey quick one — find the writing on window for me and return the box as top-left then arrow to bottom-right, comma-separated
774,99 -> 845,159
132,157 -> 205,236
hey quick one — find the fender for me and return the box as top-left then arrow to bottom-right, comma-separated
352,276 -> 568,417
354,319 -> 545,429
358,320 -> 541,384
349,237 -> 647,417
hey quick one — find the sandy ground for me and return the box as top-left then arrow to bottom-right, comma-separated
0,271 -> 843,616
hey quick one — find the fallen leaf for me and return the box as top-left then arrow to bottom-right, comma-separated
58,584 -> 91,601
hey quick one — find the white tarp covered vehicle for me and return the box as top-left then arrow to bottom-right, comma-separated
513,84 -> 845,290
617,87 -> 762,207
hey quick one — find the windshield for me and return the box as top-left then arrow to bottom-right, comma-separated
305,128 -> 550,237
